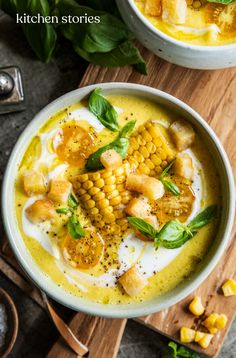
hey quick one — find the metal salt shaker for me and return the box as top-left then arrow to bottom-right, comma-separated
0,67 -> 25,114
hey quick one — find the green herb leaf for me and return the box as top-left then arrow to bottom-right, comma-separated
168,341 -> 178,358
162,179 -> 181,196
56,208 -> 71,215
166,341 -> 200,358
74,40 -> 147,75
128,217 -> 158,240
119,120 -> 136,138
88,88 -> 119,132
160,160 -> 175,180
188,205 -> 218,232
15,0 -> 57,63
86,121 -> 135,170
67,215 -> 85,239
157,220 -> 190,249
207,0 -> 236,4
68,193 -> 78,209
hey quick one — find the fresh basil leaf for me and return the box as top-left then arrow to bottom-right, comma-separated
68,193 -> 78,209
76,0 -> 119,15
162,179 -> 181,196
15,0 -> 57,63
157,220 -> 185,241
128,217 -> 158,240
119,120 -> 136,138
163,231 -> 191,249
177,346 -> 200,358
88,88 -> 119,132
188,205 -> 218,231
86,121 -> 135,170
56,208 -> 71,214
0,0 -> 17,16
75,40 -> 147,75
168,341 -> 178,358
207,0 -> 236,4
160,160 -> 175,180
67,216 -> 85,239
57,0 -> 133,53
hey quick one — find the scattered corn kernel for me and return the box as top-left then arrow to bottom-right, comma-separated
180,327 -> 196,343
198,333 -> 213,349
189,296 -> 205,316
222,279 -> 236,296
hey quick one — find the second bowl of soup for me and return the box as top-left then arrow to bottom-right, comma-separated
117,0 -> 236,69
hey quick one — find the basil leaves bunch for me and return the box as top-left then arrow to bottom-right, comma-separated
162,341 -> 200,358
159,161 -> 180,196
128,205 -> 218,250
0,0 -> 146,73
56,193 -> 85,239
86,119 -> 136,170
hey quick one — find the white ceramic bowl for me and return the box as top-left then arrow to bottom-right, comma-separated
117,0 -> 236,69
2,83 -> 235,318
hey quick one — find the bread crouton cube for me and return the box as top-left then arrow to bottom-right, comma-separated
162,0 -> 187,25
174,154 -> 194,180
118,266 -> 148,297
23,171 -> 47,197
169,120 -> 195,151
145,0 -> 162,17
125,197 -> 151,218
26,199 -> 55,223
126,174 -> 165,200
100,149 -> 122,170
48,180 -> 72,204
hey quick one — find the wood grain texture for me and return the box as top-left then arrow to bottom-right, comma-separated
47,314 -> 126,358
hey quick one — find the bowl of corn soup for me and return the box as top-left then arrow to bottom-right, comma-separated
117,0 -> 236,69
2,83 -> 235,318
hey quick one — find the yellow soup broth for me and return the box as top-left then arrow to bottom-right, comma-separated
15,94 -> 221,305
135,1 -> 236,46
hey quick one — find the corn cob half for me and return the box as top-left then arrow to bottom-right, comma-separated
72,121 -> 177,237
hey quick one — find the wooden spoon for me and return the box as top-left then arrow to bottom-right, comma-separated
0,288 -> 19,357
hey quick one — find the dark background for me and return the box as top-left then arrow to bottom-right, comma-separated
0,11 -> 235,358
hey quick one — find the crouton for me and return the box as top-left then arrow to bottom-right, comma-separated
100,149 -> 122,170
126,174 -> 165,200
169,120 -> 195,151
174,154 -> 194,180
162,0 -> 187,25
125,197 -> 151,218
26,199 -> 55,223
118,266 -> 148,297
144,0 -> 162,17
48,180 -> 72,204
23,171 -> 47,197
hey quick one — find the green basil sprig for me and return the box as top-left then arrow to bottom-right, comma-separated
159,161 -> 180,196
128,205 -> 218,250
88,88 -> 119,132
163,341 -> 200,358
207,0 -> 236,4
86,120 -> 136,170
56,193 -> 85,239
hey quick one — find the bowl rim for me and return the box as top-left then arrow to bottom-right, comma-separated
2,82 -> 235,318
126,0 -> 236,52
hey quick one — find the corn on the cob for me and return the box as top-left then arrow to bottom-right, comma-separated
127,121 -> 175,176
72,162 -> 132,237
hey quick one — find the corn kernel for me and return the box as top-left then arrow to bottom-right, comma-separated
145,158 -> 155,170
83,180 -> 93,190
93,192 -> 105,201
137,163 -> 150,175
133,150 -> 144,163
101,170 -> 112,179
89,172 -> 101,181
95,178 -> 105,188
180,327 -> 196,343
107,189 -> 120,200
146,142 -> 156,154
113,166 -> 124,176
139,146 -> 149,159
142,130 -> 152,142
198,333 -> 213,349
84,200 -> 95,209
79,174 -> 88,183
88,187 -> 100,196
195,331 -> 205,343
90,207 -> 99,216
116,175 -> 126,184
215,314 -> 228,330
80,193 -> 91,202
110,196 -> 122,206
189,296 -> 205,316
222,279 -> 236,296
151,154 -> 161,166
96,198 -> 109,209
104,176 -> 116,185
104,184 -> 116,193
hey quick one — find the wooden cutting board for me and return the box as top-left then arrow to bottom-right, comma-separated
1,44 -> 236,358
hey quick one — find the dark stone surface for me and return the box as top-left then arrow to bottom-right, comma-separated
0,11 -> 235,358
